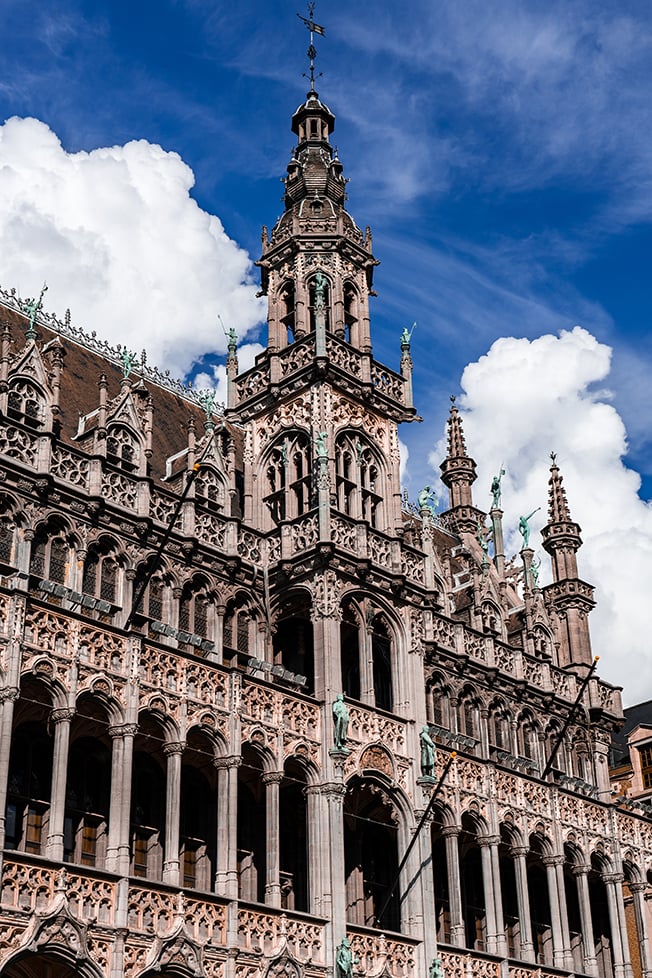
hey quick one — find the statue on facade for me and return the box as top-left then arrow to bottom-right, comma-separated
418,486 -> 437,515
314,271 -> 327,311
333,694 -> 349,750
476,520 -> 489,556
518,508 -> 541,550
400,322 -> 416,347
420,725 -> 436,778
530,554 -> 541,589
315,431 -> 328,459
227,325 -> 238,353
490,467 -> 505,509
335,937 -> 358,978
121,347 -> 138,379
429,958 -> 445,978
198,389 -> 216,420
20,282 -> 48,336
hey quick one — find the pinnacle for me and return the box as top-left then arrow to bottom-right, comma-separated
547,455 -> 572,524
446,399 -> 468,459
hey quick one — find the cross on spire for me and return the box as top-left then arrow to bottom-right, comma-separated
297,3 -> 325,91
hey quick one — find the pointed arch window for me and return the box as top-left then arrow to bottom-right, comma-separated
264,432 -> 312,524
0,516 -> 15,567
457,692 -> 479,741
371,614 -> 393,712
7,378 -> 45,429
83,542 -> 120,607
195,467 -> 226,513
30,526 -> 69,584
335,433 -> 383,528
489,705 -> 510,752
340,602 -> 361,701
280,280 -> 296,342
178,578 -> 211,642
224,596 -> 254,658
106,425 -> 139,472
343,282 -> 359,344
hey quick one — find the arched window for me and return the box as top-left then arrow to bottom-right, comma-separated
264,432 -> 312,524
458,691 -> 479,742
519,714 -> 539,765
131,716 -> 167,881
335,433 -> 383,528
459,813 -> 488,950
195,467 -> 226,513
64,736 -> 111,867
83,540 -> 120,607
428,676 -> 451,730
106,425 -> 139,472
280,280 -> 296,342
481,601 -> 500,635
273,593 -> 314,693
30,524 -> 69,584
371,614 -> 393,712
533,625 -> 551,657
279,759 -> 309,911
343,282 -> 359,344
178,578 -> 211,643
224,594 -> 254,660
488,703 -> 510,752
5,719 -> 53,855
132,560 -> 166,625
7,378 -> 45,429
344,778 -> 400,931
237,745 -> 266,903
0,515 -> 15,567
340,602 -> 361,701
180,729 -> 217,891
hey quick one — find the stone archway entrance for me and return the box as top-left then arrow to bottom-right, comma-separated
2,953 -> 84,978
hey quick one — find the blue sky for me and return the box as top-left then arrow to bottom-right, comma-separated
2,0 -> 652,697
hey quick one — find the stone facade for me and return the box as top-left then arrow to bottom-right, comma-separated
0,81 -> 650,978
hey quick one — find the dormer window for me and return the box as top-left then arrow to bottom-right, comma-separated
7,380 -> 44,429
639,745 -> 652,789
106,426 -> 139,472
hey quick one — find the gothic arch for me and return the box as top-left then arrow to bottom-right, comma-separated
1,951 -> 102,978
334,429 -> 384,528
272,588 -> 314,693
260,429 -> 312,526
6,373 -> 50,430
105,421 -> 141,473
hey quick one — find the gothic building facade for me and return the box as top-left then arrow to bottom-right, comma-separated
0,77 -> 651,978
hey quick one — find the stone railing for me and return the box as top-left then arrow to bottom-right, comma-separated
237,906 -> 326,963
347,927 -> 419,978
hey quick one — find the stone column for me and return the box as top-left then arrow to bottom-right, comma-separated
106,723 -> 137,876
215,756 -> 240,899
604,873 -> 627,978
162,741 -> 184,885
0,689 -> 18,858
263,771 -> 283,907
611,872 -> 635,978
443,826 -> 465,947
629,882 -> 652,978
511,847 -> 535,962
543,855 -> 566,969
45,707 -> 75,861
214,605 -> 226,664
305,785 -> 323,916
478,836 -> 499,955
554,856 -> 575,971
322,780 -> 348,967
573,866 -> 598,977
488,835 -> 507,956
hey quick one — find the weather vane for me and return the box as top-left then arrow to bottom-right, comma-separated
297,3 -> 325,91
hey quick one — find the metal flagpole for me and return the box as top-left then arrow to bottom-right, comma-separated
540,656 -> 600,780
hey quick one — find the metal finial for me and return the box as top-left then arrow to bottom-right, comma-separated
297,3 -> 325,91
450,394 -> 456,405
550,451 -> 557,464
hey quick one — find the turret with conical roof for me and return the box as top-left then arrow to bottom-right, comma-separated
541,454 -> 595,669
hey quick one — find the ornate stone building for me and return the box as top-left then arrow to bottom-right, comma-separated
0,70 -> 651,978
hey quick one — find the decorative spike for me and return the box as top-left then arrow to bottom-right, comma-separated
547,453 -> 572,523
447,399 -> 468,459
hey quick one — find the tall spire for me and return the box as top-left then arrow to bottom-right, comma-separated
440,397 -> 479,532
541,453 -> 595,670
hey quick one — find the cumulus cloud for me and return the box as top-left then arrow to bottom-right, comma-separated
0,116 -> 265,381
430,325 -> 652,704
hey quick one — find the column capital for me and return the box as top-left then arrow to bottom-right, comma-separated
542,854 -> 565,868
318,781 -> 347,799
603,872 -> 624,885
214,755 -> 241,770
510,846 -> 530,859
50,707 -> 75,724
478,834 -> 501,848
442,825 -> 461,839
262,771 -> 284,786
0,686 -> 20,703
108,723 -> 138,739
163,740 -> 185,756
629,881 -> 647,894
571,863 -> 590,878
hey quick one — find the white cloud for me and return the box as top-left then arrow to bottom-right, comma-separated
0,116 -> 265,379
430,325 -> 652,704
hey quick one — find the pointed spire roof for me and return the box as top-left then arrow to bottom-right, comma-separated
547,452 -> 572,523
446,396 -> 468,459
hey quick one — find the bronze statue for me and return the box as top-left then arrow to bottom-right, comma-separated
420,725 -> 436,777
429,958 -> 445,978
335,937 -> 358,978
518,508 -> 540,550
315,431 -> 328,458
490,467 -> 505,509
314,271 -> 326,310
333,694 -> 349,750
